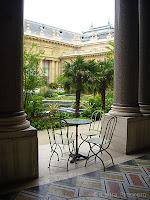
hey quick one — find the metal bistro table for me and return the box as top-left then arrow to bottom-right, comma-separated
65,118 -> 92,163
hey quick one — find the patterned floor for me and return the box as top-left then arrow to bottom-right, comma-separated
0,154 -> 150,200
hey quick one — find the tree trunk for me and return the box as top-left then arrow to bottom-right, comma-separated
101,82 -> 106,110
75,90 -> 80,118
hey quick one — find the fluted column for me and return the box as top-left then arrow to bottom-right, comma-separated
109,0 -> 141,117
138,0 -> 150,114
0,0 -> 30,131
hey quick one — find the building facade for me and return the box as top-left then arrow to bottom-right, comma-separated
24,20 -> 114,83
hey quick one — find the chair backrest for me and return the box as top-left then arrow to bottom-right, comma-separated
45,115 -> 69,144
101,116 -> 117,149
89,110 -> 104,132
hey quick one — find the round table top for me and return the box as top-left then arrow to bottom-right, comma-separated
65,118 -> 92,125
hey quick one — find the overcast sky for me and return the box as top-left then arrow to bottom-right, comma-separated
24,0 -> 114,33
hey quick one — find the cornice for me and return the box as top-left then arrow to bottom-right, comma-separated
60,51 -> 106,59
24,32 -> 114,48
24,34 -> 80,48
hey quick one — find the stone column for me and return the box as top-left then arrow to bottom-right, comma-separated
0,0 -> 38,184
59,60 -> 63,75
51,60 -> 55,82
49,60 -> 52,83
0,0 -> 30,130
109,0 -> 141,117
55,61 -> 59,77
138,0 -> 150,114
107,0 -> 150,154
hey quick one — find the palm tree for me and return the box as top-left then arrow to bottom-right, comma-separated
93,59 -> 114,110
60,56 -> 97,118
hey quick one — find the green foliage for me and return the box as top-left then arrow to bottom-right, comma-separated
48,82 -> 59,89
47,103 -> 60,116
23,41 -> 45,109
79,108 -> 100,119
25,95 -> 48,130
79,101 -> 92,110
25,95 -> 45,118
106,41 -> 114,56
88,95 -> 102,108
91,58 -> 114,110
58,111 -> 75,119
55,95 -> 75,100
26,91 -> 113,130
57,56 -> 97,117
105,90 -> 113,112
43,89 -> 55,98
105,41 -> 114,64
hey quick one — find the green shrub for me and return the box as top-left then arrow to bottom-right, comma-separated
105,91 -> 113,112
43,89 -> 54,98
88,95 -> 102,108
48,82 -> 58,89
79,107 -> 102,119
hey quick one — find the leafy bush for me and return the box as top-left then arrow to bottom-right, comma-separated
79,107 -> 101,119
48,82 -> 58,89
25,91 -> 113,130
23,41 -> 45,110
25,95 -> 48,130
79,101 -> 92,109
43,89 -> 54,98
88,95 -> 102,108
105,91 -> 113,112
48,95 -> 75,100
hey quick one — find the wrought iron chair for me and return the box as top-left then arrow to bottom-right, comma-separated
79,110 -> 104,148
45,115 -> 75,171
85,116 -> 117,171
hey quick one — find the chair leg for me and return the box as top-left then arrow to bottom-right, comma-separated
67,153 -> 72,171
67,156 -> 70,171
48,145 -> 59,168
57,144 -> 63,157
79,134 -> 88,149
94,153 -> 105,171
85,144 -> 106,171
85,143 -> 95,167
103,148 -> 114,165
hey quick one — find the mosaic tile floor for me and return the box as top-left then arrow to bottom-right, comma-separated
0,154 -> 150,200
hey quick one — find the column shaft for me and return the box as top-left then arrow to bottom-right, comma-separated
139,0 -> 150,114
110,0 -> 141,116
0,0 -> 38,184
0,1 -> 23,113
51,60 -> 55,82
0,0 -> 29,130
56,61 -> 59,77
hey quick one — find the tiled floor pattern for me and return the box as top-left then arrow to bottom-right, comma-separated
0,154 -> 150,200
38,139 -> 124,176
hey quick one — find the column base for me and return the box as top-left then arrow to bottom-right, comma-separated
0,126 -> 38,184
0,111 -> 30,131
109,105 -> 142,117
139,104 -> 150,115
105,114 -> 150,154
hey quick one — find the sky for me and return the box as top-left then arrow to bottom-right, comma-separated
24,0 -> 114,33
